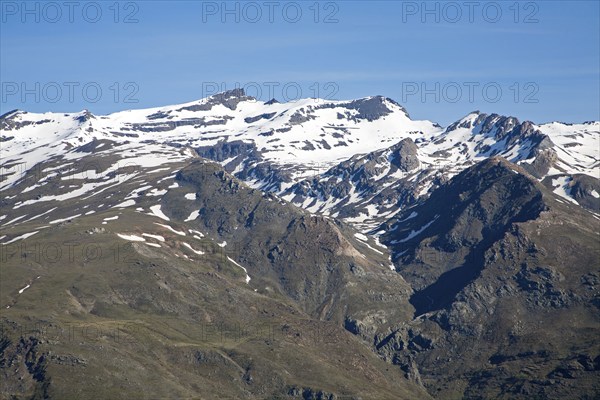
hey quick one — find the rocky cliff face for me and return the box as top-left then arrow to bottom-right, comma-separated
349,157 -> 600,399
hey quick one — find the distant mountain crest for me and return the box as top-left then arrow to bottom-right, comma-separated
1,91 -> 598,229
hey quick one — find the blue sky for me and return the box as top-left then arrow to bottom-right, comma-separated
1,0 -> 598,125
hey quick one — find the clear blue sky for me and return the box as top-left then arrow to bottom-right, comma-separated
1,0 -> 598,125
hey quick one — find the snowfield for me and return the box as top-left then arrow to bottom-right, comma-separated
1,91 -> 597,234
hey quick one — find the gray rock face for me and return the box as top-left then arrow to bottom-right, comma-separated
338,96 -> 394,121
286,386 -> 337,399
195,139 -> 258,162
521,149 -> 558,178
146,110 -> 172,120
514,265 -> 573,308
0,335 -> 50,399
244,112 -> 277,124
446,113 -> 522,141
289,109 -> 317,125
445,113 -> 554,159
177,88 -> 254,112
74,138 -> 114,153
390,138 -> 420,172
125,116 -> 233,133
74,110 -> 94,123
315,95 -> 405,122
0,111 -> 51,131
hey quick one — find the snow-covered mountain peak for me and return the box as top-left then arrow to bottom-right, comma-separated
445,112 -> 522,138
1,91 -> 597,229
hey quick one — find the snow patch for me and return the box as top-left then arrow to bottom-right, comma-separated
114,199 -> 136,208
18,284 -> 31,294
182,242 -> 205,255
3,231 -> 40,244
149,205 -> 170,221
147,188 -> 168,197
551,176 -> 578,204
154,223 -> 186,236
117,233 -> 145,242
2,215 -> 28,226
184,210 -> 200,222
50,214 -> 81,224
354,232 -> 369,241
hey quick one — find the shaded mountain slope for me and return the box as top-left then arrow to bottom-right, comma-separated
344,157 -> 600,399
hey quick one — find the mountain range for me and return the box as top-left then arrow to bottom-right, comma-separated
1,89 -> 598,399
